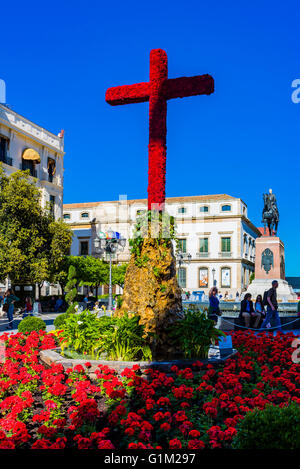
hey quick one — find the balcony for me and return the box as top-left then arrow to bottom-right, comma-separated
219,251 -> 232,258
0,156 -> 13,166
196,252 -> 210,258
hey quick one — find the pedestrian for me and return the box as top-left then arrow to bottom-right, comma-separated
255,294 -> 265,319
55,296 -> 63,312
261,280 -> 282,331
240,293 -> 256,328
23,297 -> 33,318
208,287 -> 222,325
3,289 -> 20,330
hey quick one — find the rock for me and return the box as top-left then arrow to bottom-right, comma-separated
117,230 -> 182,359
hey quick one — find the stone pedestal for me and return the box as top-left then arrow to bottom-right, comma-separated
246,237 -> 297,301
117,234 -> 183,360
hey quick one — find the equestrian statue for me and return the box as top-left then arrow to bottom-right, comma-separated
262,188 -> 279,236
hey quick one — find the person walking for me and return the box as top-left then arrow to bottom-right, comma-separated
208,287 -> 222,325
3,289 -> 20,330
261,280 -> 282,331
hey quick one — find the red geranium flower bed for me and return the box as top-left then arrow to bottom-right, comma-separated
0,330 -> 299,449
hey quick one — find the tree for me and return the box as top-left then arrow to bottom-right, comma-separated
112,263 -> 128,289
79,256 -> 109,298
65,265 -> 78,313
0,165 -> 72,289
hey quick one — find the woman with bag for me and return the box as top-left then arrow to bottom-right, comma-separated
208,287 -> 222,325
3,289 -> 20,330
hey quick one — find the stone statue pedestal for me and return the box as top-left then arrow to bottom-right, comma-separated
246,237 -> 297,301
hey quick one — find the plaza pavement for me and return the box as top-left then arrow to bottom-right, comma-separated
0,312 -> 61,336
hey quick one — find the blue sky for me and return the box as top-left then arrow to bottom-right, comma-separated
1,0 -> 299,274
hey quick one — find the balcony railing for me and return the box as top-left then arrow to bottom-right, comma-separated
196,252 -> 210,258
219,251 -> 232,258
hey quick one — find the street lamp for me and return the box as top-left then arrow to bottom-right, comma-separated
176,251 -> 192,290
176,251 -> 192,268
212,268 -> 216,287
93,229 -> 126,312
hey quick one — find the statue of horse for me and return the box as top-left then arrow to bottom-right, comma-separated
262,193 -> 279,236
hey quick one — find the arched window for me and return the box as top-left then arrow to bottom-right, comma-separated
81,212 -> 89,219
199,206 -> 209,213
221,204 -> 231,212
63,213 -> 71,220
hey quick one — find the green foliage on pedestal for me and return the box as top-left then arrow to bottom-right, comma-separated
0,165 -> 72,285
233,403 -> 300,449
129,210 -> 177,267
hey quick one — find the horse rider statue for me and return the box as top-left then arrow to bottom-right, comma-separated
262,188 -> 279,236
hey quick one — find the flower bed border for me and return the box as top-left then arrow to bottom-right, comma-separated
39,348 -> 237,377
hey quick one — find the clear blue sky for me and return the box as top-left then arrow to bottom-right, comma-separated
1,0 -> 299,274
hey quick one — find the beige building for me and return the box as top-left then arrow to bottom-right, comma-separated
0,103 -> 65,219
0,102 -> 65,295
63,194 -> 261,297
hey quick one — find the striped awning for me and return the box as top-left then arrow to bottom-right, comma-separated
22,148 -> 41,163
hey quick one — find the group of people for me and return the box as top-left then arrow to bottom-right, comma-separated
208,280 -> 282,330
0,289 -> 34,330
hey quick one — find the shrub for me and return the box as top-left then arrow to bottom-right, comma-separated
65,265 -> 78,313
100,313 -> 152,361
18,316 -> 46,334
232,403 -> 300,449
53,313 -> 69,330
60,310 -> 152,361
169,309 -> 225,358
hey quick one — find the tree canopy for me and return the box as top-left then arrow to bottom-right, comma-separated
0,165 -> 72,285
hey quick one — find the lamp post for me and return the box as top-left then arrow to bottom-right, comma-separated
93,228 -> 126,312
212,268 -> 216,287
176,251 -> 192,289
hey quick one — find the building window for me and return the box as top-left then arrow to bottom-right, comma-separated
199,206 -> 209,213
49,195 -> 55,217
221,204 -> 231,212
199,267 -> 208,288
221,237 -> 231,252
178,239 -> 187,253
47,157 -> 56,183
22,158 -> 36,177
178,267 -> 186,288
178,207 -> 186,214
81,212 -> 89,219
221,267 -> 231,288
80,241 -> 89,256
0,136 -> 9,163
199,238 -> 208,253
64,213 -> 71,220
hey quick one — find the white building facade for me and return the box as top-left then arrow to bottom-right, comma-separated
0,103 -> 64,219
63,194 -> 261,297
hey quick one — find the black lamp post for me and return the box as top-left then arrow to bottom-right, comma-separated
212,267 -> 216,287
176,251 -> 192,289
93,228 -> 126,312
